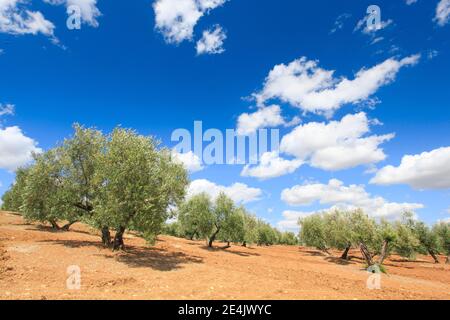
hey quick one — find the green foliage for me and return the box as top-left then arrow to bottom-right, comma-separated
219,206 -> 246,244
433,222 -> 450,256
178,193 -> 214,240
94,128 -> 188,245
256,221 -> 279,246
299,213 -> 328,251
1,167 -> 29,212
279,231 -> 298,246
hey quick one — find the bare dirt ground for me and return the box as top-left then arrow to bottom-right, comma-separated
0,211 -> 449,300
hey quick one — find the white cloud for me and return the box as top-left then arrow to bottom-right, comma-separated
236,105 -> 286,135
0,0 -> 55,36
435,0 -> 450,26
172,150 -> 204,173
153,0 -> 226,44
277,210 -> 316,232
370,147 -> 450,190
254,55 -> 419,116
0,103 -> 14,116
44,0 -> 101,27
0,126 -> 42,171
187,179 -> 262,204
280,112 -> 394,171
241,151 -> 302,180
281,179 -> 423,219
196,24 -> 226,55
406,0 -> 418,5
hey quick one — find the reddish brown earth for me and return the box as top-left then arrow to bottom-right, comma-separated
0,211 -> 449,300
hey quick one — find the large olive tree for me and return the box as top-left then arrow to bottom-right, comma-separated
94,128 -> 188,250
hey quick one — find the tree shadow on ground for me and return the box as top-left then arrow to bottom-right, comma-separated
38,239 -> 105,249
324,256 -> 356,266
200,245 -> 260,257
303,249 -> 328,257
110,246 -> 204,271
28,225 -> 94,237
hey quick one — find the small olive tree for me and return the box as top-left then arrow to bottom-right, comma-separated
178,193 -> 214,241
1,167 -> 30,212
433,222 -> 450,264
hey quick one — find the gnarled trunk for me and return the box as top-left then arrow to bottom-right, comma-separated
61,221 -> 77,231
101,226 -> 111,247
446,254 -> 449,265
360,242 -> 374,266
341,245 -> 351,260
242,241 -> 247,247
428,249 -> 440,264
112,227 -> 125,251
208,227 -> 220,248
378,240 -> 389,265
49,220 -> 60,230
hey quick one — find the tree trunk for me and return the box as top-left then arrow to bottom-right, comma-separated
428,249 -> 440,264
226,241 -> 231,248
208,228 -> 220,248
112,227 -> 125,251
360,242 -> 374,266
101,226 -> 111,247
242,241 -> 247,247
49,220 -> 60,230
341,245 -> 351,260
378,240 -> 389,265
446,254 -> 449,265
61,221 -> 77,231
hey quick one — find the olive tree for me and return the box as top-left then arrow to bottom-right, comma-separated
218,206 -> 245,247
207,193 -> 235,248
21,148 -> 84,230
1,167 -> 30,212
94,128 -> 188,250
178,193 -> 214,241
298,213 -> 328,252
241,212 -> 259,247
433,222 -> 450,264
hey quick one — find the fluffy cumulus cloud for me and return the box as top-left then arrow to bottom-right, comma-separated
44,0 -> 101,27
435,0 -> 450,26
280,112 -> 394,171
281,179 -> 424,219
187,179 -> 262,204
172,150 -> 204,173
153,0 -> 226,44
241,151 -> 302,180
253,55 -> 420,116
236,105 -> 287,135
277,210 -> 316,231
0,126 -> 42,171
370,147 -> 450,190
0,0 -> 55,36
196,24 -> 226,55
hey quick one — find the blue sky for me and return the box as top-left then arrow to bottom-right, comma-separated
0,0 -> 449,231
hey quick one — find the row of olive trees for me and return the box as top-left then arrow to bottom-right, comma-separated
163,193 -> 298,248
1,124 -> 188,250
298,210 -> 450,267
